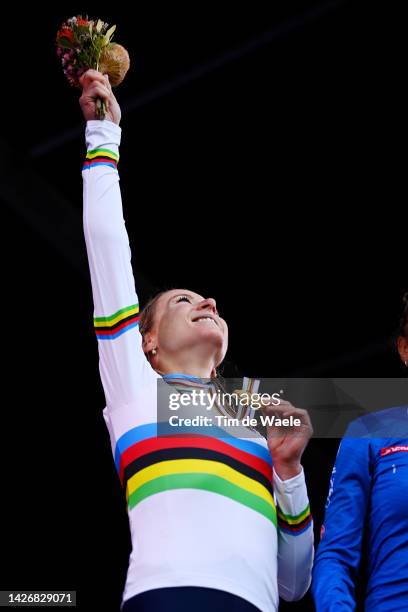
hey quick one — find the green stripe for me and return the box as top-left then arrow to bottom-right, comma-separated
94,304 -> 139,324
128,473 -> 277,526
277,504 -> 310,523
87,147 -> 119,160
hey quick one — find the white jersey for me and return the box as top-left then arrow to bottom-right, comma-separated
82,120 -> 314,612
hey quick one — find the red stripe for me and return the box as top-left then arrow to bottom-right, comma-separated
278,514 -> 313,532
83,162 -> 117,168
119,435 -> 272,484
95,315 -> 140,336
380,445 -> 408,457
83,162 -> 117,169
84,157 -> 117,165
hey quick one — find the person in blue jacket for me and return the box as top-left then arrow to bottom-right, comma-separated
312,293 -> 408,611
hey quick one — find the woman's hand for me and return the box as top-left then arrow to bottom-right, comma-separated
261,399 -> 313,481
79,69 -> 121,125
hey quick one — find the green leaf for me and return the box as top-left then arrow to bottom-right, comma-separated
57,38 -> 75,49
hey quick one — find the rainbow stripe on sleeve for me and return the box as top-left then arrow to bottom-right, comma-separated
94,304 -> 140,340
277,504 -> 313,536
82,147 -> 119,171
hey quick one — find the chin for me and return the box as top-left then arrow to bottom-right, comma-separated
194,325 -> 224,345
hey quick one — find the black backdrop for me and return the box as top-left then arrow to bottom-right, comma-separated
0,2 -> 405,610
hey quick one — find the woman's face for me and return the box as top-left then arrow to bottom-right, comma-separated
148,289 -> 228,368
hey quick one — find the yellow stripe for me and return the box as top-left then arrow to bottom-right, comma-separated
126,458 -> 275,508
94,305 -> 139,328
86,150 -> 119,161
278,506 -> 310,524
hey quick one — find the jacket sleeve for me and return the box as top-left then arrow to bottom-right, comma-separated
82,120 -> 158,412
311,434 -> 371,611
274,467 -> 314,601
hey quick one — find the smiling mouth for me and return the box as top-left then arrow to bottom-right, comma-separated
192,316 -> 219,327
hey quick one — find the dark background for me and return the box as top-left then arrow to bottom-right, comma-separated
0,1 -> 405,610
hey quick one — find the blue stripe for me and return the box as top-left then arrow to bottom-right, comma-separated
114,423 -> 158,469
96,321 -> 139,340
163,373 -> 205,383
114,421 -> 272,471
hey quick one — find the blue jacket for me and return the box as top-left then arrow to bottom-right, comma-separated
312,406 -> 408,610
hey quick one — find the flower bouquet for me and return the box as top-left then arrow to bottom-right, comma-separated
56,15 -> 130,119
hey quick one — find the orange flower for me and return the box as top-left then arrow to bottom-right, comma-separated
76,17 -> 89,27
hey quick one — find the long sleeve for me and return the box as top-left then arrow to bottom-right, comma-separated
311,435 -> 371,611
82,120 -> 158,412
274,467 -> 314,601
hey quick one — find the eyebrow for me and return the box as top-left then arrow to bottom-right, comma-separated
170,293 -> 220,316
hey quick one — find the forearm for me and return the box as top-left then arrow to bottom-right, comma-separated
83,120 -> 139,325
312,557 -> 356,611
311,437 -> 370,610
83,120 -> 124,242
275,467 -> 314,601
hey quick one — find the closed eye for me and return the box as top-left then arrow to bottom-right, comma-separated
175,295 -> 192,303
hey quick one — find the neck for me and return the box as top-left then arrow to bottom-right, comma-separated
156,353 -> 215,380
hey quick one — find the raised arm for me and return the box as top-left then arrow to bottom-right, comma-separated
80,70 -> 158,412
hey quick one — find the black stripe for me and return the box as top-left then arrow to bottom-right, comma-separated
94,312 -> 140,332
278,513 -> 312,531
123,446 -> 273,495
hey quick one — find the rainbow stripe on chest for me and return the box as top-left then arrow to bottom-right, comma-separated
115,423 -> 276,526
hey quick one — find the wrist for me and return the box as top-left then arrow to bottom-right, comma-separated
272,461 -> 302,481
86,118 -> 121,130
85,120 -> 121,151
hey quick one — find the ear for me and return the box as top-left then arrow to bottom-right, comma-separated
142,331 -> 157,355
397,335 -> 408,364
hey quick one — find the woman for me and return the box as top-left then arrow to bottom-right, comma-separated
312,294 -> 408,610
79,69 -> 314,612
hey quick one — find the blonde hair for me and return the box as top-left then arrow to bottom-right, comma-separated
139,290 -> 169,339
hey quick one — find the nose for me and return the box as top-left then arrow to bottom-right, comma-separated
197,297 -> 218,315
